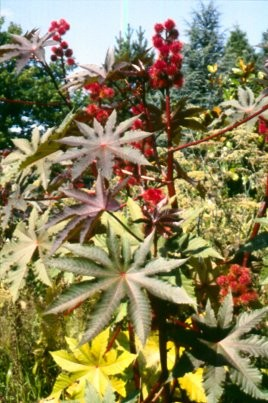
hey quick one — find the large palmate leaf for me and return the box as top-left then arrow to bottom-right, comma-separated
48,328 -> 136,399
0,29 -> 56,73
220,86 -> 268,128
0,207 -> 53,300
46,173 -> 121,254
57,109 -> 152,179
45,227 -> 193,345
178,368 -> 207,403
62,47 -> 129,90
19,111 -> 76,170
2,126 -> 61,190
192,293 -> 268,402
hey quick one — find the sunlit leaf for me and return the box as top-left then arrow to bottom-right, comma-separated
46,227 -> 194,345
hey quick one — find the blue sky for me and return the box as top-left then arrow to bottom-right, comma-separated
1,0 -> 268,65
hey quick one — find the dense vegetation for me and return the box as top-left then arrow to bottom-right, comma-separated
0,2 -> 268,402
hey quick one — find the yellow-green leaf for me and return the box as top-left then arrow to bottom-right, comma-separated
178,368 -> 207,403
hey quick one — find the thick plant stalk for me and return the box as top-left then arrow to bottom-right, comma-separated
165,92 -> 176,201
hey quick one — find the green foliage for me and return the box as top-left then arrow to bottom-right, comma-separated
0,11 -> 268,403
0,207 -> 52,300
181,0 -> 225,107
221,25 -> 256,72
48,328 -> 136,399
45,227 -> 192,345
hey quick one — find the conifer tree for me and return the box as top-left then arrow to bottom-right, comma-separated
221,25 -> 256,72
181,1 -> 224,108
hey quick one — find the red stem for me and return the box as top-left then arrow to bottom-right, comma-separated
169,102 -> 268,153
103,324 -> 121,355
166,92 -> 176,200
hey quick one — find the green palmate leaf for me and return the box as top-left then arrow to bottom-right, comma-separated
220,86 -> 268,128
84,383 -> 116,403
217,290 -> 233,329
3,126 -> 61,190
0,207 -> 52,300
49,328 -> 136,399
184,236 -> 223,259
57,109 -> 152,179
193,295 -> 268,402
203,366 -> 225,403
229,357 -> 267,400
19,111 -> 76,170
240,232 -> 268,252
45,227 -> 194,345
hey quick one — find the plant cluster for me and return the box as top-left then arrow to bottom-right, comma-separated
0,15 -> 268,403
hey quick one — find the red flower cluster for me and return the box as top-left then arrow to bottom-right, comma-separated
129,103 -> 154,158
85,104 -> 109,124
84,82 -> 115,101
216,264 -> 258,306
141,188 -> 165,205
149,19 -> 183,89
258,117 -> 268,143
48,19 -> 75,65
84,82 -> 115,124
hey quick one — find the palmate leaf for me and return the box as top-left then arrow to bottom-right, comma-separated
0,29 -> 56,73
0,207 -> 52,300
46,173 -> 121,254
193,294 -> 268,401
45,227 -> 193,345
48,328 -> 136,399
57,110 -> 152,179
178,368 -> 207,403
203,366 -> 225,403
19,111 -> 76,170
62,48 -> 129,90
220,86 -> 268,128
2,126 -> 61,190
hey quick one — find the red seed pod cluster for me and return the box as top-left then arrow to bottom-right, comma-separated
129,103 -> 154,158
48,19 -> 75,65
84,82 -> 115,101
84,82 -> 115,124
149,19 -> 183,89
216,264 -> 258,306
141,188 -> 165,205
85,104 -> 110,124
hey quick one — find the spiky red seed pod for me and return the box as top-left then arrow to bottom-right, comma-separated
86,104 -> 99,116
154,23 -> 164,33
169,29 -> 179,39
164,19 -> 176,31
50,20 -> 59,29
55,47 -> 63,57
67,57 -> 75,65
152,35 -> 164,49
50,54 -> 58,62
52,33 -> 61,42
58,27 -> 66,35
170,41 -> 183,54
60,41 -> 69,49
65,48 -> 73,57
